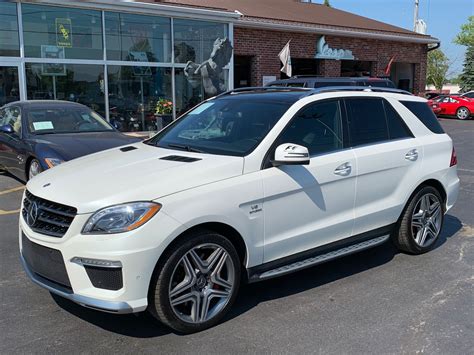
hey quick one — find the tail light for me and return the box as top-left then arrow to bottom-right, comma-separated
450,146 -> 457,167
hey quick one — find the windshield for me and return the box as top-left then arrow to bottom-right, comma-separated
148,98 -> 291,156
27,107 -> 113,135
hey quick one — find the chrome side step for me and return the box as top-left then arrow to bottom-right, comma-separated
258,234 -> 390,280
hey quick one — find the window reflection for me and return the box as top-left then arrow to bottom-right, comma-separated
173,19 -> 227,64
107,66 -> 172,131
22,4 -> 103,59
25,63 -> 105,116
0,2 -> 19,57
105,12 -> 171,63
175,68 -> 228,116
0,67 -> 20,106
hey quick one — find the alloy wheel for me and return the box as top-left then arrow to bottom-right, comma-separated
168,243 -> 235,324
456,107 -> 469,120
411,193 -> 442,248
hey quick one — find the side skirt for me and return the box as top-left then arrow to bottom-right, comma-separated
247,224 -> 394,283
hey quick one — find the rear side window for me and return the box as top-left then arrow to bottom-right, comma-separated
400,101 -> 445,134
345,98 -> 388,146
383,100 -> 413,139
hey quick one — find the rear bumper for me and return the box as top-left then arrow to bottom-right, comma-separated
21,254 -> 139,314
445,168 -> 460,212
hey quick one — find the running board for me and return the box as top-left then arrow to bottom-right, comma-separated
257,235 -> 390,281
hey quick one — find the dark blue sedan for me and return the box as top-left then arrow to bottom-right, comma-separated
0,101 -> 142,181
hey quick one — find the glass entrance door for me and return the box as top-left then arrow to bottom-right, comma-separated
0,65 -> 20,106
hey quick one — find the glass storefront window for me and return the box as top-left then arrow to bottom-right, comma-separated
105,12 -> 171,63
0,66 -> 20,106
25,63 -> 105,116
173,19 -> 228,64
0,2 -> 19,57
107,65 -> 172,131
22,4 -> 103,59
175,68 -> 228,116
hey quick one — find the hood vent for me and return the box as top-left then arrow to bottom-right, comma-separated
120,146 -> 138,152
160,155 -> 201,163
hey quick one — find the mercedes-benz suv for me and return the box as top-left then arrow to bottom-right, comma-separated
19,87 -> 459,333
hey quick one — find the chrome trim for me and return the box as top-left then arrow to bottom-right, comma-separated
20,255 -> 137,314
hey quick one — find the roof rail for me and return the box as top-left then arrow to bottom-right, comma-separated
216,86 -> 312,98
312,86 -> 413,95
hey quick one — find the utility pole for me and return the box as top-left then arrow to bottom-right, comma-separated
413,0 -> 419,31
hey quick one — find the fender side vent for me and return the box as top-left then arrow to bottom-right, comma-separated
120,146 -> 137,152
160,155 -> 201,163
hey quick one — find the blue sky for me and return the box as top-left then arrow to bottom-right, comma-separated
328,0 -> 473,77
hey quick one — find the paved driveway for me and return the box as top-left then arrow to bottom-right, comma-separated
0,119 -> 472,354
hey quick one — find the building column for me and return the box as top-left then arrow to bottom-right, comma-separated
320,59 -> 341,77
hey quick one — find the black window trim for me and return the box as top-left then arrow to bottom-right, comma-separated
343,96 -> 415,149
261,97 -> 349,169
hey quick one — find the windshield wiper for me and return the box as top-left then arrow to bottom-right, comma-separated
167,143 -> 205,153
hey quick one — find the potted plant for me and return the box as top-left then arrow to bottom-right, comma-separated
155,98 -> 174,131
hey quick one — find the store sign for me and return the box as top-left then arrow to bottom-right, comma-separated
56,18 -> 72,48
315,36 -> 354,60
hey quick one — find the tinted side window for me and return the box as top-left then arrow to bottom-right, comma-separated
3,106 -> 21,135
278,100 -> 343,156
383,100 -> 413,139
346,98 -> 388,146
400,101 -> 444,134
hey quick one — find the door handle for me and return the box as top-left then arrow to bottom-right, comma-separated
405,149 -> 419,161
334,162 -> 352,176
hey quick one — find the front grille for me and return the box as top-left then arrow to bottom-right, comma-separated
22,190 -> 77,237
22,233 -> 72,290
84,266 -> 123,291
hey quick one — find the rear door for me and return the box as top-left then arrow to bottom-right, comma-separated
346,97 -> 423,236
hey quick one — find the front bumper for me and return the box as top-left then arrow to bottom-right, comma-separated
19,206 -> 184,314
21,254 -> 137,314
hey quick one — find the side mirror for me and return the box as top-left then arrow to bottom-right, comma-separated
0,124 -> 14,134
272,143 -> 310,166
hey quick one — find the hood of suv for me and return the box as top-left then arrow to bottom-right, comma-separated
26,142 -> 244,214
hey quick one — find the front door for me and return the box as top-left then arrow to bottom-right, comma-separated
0,105 -> 25,177
261,99 -> 356,263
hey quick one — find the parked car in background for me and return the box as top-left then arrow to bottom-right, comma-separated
267,76 -> 396,89
20,87 -> 459,333
429,95 -> 474,120
0,101 -> 141,181
461,91 -> 474,99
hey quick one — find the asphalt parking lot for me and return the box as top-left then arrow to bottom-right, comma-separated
1,119 -> 473,354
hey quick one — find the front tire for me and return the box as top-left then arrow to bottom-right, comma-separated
149,230 -> 241,333
393,186 -> 444,254
456,106 -> 470,120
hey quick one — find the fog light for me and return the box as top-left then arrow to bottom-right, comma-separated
71,257 -> 122,268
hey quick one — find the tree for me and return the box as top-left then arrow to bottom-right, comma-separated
459,45 -> 474,92
454,16 -> 474,47
426,49 -> 449,90
323,0 -> 331,7
454,17 -> 474,92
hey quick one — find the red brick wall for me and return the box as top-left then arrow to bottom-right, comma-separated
234,27 -> 428,94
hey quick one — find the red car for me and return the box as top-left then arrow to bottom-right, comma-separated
429,95 -> 474,120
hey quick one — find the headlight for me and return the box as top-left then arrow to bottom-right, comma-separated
82,202 -> 161,234
44,157 -> 65,168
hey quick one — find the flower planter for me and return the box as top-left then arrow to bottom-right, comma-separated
154,114 -> 173,131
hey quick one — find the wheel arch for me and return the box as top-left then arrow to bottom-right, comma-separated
401,178 -> 447,218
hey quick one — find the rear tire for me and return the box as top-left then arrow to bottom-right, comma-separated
148,230 -> 241,333
456,106 -> 470,120
393,186 -> 444,254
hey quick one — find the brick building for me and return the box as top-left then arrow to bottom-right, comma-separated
0,0 -> 438,131
162,0 -> 439,95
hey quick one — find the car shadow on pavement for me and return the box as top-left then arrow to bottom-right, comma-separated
51,214 -> 462,337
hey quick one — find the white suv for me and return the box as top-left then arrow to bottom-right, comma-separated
20,88 -> 459,333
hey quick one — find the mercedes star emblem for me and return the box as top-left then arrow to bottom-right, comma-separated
27,201 -> 39,227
